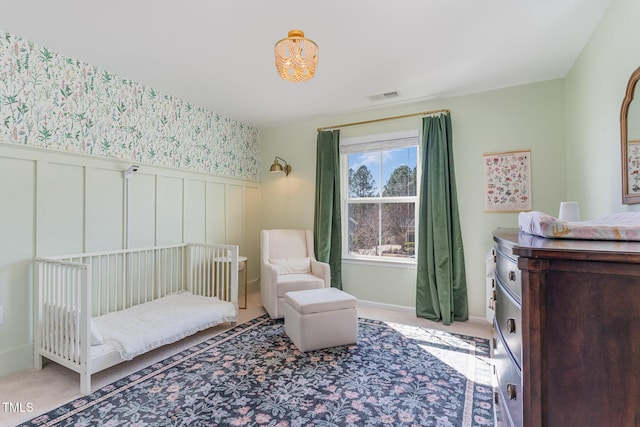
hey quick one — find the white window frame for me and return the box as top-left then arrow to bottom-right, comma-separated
340,129 -> 420,267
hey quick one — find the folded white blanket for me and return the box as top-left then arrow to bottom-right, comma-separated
518,211 -> 640,241
92,292 -> 236,360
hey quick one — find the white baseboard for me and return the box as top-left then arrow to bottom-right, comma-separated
247,279 -> 260,294
470,315 -> 492,325
0,344 -> 33,378
357,299 -> 492,325
357,299 -> 414,313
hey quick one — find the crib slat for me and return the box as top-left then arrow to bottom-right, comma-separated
116,252 -> 121,311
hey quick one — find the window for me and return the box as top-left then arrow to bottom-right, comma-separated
341,130 -> 419,263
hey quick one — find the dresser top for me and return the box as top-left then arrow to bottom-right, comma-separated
494,227 -> 640,263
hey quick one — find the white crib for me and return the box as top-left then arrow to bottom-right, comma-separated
34,243 -> 239,395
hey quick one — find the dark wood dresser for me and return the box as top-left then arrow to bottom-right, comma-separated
493,228 -> 640,427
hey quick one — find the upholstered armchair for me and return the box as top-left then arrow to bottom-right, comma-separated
260,229 -> 331,319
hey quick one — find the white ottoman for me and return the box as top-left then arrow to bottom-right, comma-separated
283,287 -> 358,352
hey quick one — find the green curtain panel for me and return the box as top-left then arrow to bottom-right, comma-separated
313,130 -> 343,290
416,113 -> 468,324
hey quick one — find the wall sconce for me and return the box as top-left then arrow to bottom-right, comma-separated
270,156 -> 292,176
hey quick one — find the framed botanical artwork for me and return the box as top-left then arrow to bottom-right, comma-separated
483,150 -> 532,212
627,140 -> 640,194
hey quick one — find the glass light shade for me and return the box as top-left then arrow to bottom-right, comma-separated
274,30 -> 318,82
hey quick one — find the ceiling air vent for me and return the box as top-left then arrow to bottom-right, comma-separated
367,91 -> 401,102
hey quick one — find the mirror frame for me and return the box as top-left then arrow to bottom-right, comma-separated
621,66 -> 640,204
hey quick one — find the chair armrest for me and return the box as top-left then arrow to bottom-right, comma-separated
260,260 -> 280,288
311,260 -> 331,287
260,259 -> 283,318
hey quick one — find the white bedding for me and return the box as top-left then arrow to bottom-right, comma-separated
92,292 -> 236,360
518,211 -> 640,241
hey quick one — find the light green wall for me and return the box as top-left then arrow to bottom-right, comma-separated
565,0 -> 640,216
257,0 -> 640,326
260,79 -> 567,318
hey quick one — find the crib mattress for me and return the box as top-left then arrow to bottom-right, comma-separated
518,211 -> 640,241
92,292 -> 236,360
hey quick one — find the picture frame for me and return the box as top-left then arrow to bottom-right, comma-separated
627,140 -> 640,194
483,150 -> 532,212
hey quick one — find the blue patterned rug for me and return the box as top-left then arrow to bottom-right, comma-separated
22,315 -> 494,426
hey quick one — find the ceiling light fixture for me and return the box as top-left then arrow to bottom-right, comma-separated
274,30 -> 318,83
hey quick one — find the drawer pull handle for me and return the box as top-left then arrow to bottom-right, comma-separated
507,318 -> 517,333
508,271 -> 516,281
507,383 -> 517,400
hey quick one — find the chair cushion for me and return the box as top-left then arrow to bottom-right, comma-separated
268,229 -> 309,259
276,274 -> 325,297
270,257 -> 311,274
285,288 -> 357,315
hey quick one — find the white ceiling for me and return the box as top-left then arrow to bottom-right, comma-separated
0,0 -> 612,129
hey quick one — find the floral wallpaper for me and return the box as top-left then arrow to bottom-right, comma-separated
0,31 -> 260,180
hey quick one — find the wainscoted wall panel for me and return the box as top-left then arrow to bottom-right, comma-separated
36,162 -> 85,256
156,176 -> 184,246
0,31 -> 260,180
225,184 -> 244,247
0,156 -> 35,374
0,144 -> 261,377
85,168 -> 124,252
244,185 -> 262,289
184,179 -> 207,244
127,173 -> 157,249
206,182 -> 227,245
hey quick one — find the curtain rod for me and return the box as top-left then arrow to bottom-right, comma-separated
317,109 -> 450,132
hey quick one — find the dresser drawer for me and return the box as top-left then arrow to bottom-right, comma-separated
495,280 -> 522,369
494,329 -> 523,427
495,246 -> 522,302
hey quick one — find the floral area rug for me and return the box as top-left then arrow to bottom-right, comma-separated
22,315 -> 494,426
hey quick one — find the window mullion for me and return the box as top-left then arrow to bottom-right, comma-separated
377,151 -> 382,256
378,151 -> 383,197
378,202 -> 382,256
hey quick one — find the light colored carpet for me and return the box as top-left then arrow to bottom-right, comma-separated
0,291 -> 491,427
